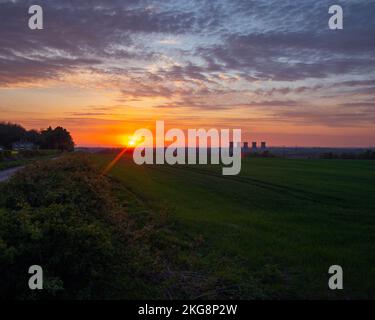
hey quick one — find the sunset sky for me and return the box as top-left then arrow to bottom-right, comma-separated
1,0 -> 375,147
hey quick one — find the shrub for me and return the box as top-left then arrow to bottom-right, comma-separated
0,155 -> 134,299
0,150 -> 13,161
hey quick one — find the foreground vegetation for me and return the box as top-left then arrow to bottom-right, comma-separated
1,153 -> 374,299
0,155 -> 188,299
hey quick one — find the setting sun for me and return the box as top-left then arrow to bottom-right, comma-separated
122,135 -> 141,148
128,139 -> 136,147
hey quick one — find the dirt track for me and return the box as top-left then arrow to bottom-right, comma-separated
0,166 -> 23,182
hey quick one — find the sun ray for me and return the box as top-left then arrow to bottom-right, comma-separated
101,147 -> 128,176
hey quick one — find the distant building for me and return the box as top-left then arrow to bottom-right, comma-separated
12,142 -> 35,151
252,142 -> 257,149
261,141 -> 267,149
242,142 -> 250,155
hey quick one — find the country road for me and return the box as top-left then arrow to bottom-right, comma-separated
0,166 -> 24,182
0,155 -> 61,183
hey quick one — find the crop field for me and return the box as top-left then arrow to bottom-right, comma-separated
91,153 -> 375,299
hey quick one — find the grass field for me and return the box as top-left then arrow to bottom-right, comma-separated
91,153 -> 375,299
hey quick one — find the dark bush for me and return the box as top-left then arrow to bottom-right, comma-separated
0,155 -> 134,299
0,150 -> 14,161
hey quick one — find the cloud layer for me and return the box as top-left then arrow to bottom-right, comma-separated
1,0 -> 375,146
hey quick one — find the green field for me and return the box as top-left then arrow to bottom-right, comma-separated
92,154 -> 375,299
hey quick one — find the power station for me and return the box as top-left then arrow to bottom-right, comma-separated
242,141 -> 267,153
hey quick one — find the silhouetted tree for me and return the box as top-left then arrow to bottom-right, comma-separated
0,122 -> 27,149
1,123 -> 74,151
40,126 -> 74,151
24,129 -> 41,145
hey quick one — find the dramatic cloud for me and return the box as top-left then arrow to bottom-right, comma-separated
1,0 -> 375,146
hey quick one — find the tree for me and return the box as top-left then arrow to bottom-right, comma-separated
0,122 -> 27,149
24,129 -> 41,145
0,123 -> 74,151
40,126 -> 74,151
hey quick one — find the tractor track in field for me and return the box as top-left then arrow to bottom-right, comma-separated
144,164 -> 344,206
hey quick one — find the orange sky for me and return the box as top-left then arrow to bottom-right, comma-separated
1,1 -> 375,147
1,80 -> 374,147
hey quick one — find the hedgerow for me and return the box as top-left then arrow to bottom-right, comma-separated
0,155 -> 166,299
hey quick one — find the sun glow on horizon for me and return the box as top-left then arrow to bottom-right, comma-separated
128,139 -> 136,147
120,135 -> 143,148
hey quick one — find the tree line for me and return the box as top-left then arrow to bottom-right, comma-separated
320,150 -> 375,160
0,122 -> 74,151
